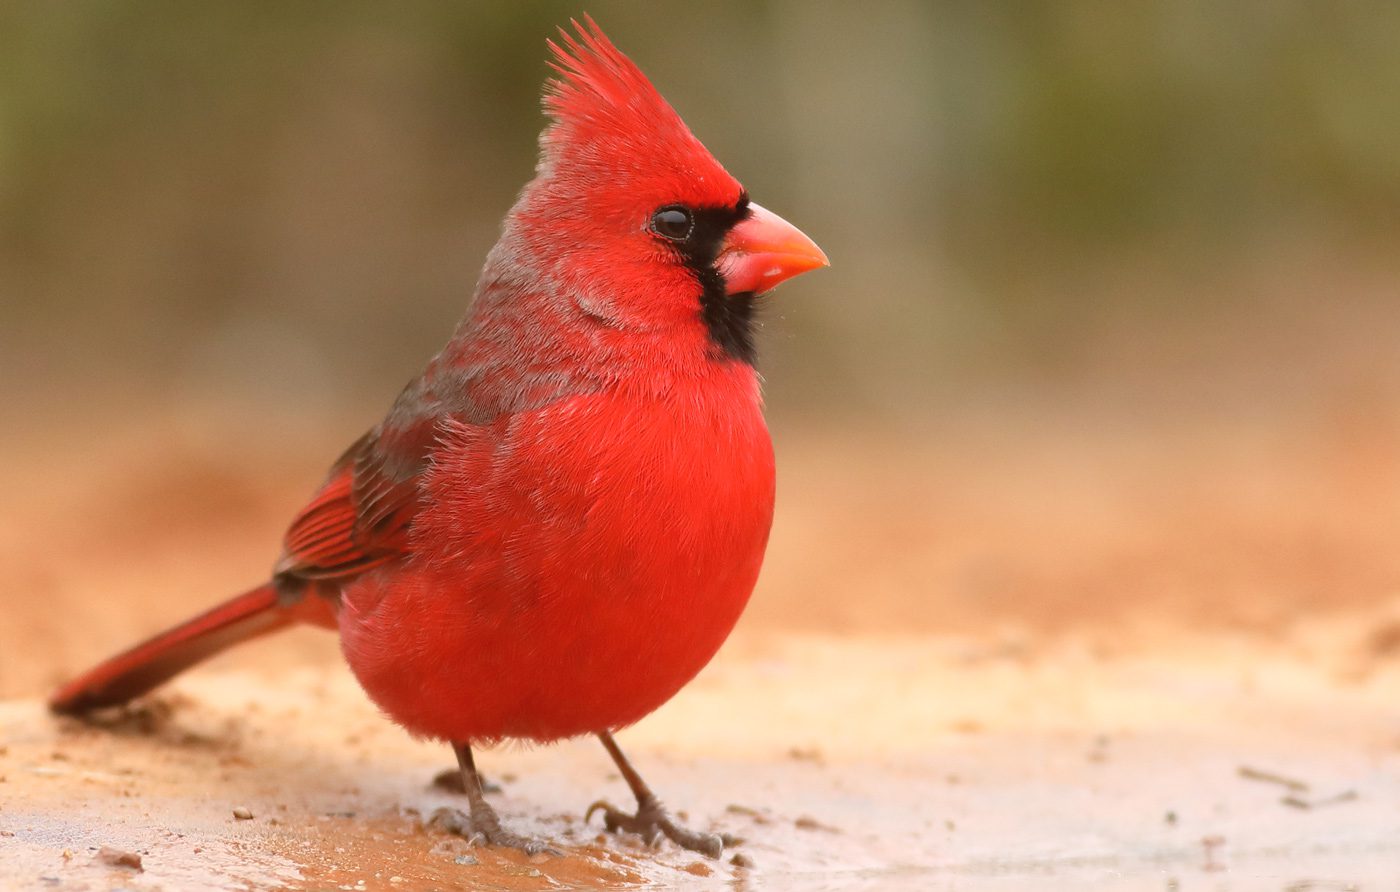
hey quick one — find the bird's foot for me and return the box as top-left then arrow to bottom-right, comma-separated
586,795 -> 733,859
428,807 -> 559,856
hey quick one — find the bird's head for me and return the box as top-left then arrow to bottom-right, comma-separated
501,17 -> 827,365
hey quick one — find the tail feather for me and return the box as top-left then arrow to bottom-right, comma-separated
49,583 -> 300,714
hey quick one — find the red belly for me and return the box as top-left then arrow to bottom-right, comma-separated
336,378 -> 774,742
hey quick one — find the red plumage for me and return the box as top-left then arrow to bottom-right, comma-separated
52,17 -> 825,856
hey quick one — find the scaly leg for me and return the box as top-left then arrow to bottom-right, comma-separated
586,731 -> 733,859
429,742 -> 556,856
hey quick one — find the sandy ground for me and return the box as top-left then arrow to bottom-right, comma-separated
6,628 -> 1400,890
5,402 -> 1400,889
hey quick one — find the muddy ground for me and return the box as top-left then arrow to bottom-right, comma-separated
4,400 -> 1400,889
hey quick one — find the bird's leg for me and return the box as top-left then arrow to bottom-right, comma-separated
585,731 -> 732,859
431,765 -> 502,795
429,742 -> 556,856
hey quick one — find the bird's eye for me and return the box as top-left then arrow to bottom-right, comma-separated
650,206 -> 693,241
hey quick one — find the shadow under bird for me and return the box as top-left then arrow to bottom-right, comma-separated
50,16 -> 827,857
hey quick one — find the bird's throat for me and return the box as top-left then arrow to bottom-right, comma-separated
698,269 -> 757,366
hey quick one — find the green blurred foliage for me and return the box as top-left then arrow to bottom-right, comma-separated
1,2 -> 1398,420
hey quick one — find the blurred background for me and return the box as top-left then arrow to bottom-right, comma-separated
4,2 -> 1400,695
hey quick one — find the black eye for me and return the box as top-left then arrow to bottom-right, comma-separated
650,206 -> 693,241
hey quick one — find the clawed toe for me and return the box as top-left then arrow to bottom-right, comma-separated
584,799 -> 654,843
429,807 -> 560,857
586,797 -> 725,859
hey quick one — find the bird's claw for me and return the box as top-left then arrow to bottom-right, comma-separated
586,797 -> 728,859
428,807 -> 560,857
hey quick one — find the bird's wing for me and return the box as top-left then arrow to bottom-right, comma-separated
276,385 -> 450,582
275,341 -> 598,584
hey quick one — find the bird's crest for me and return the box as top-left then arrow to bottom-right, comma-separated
537,16 -> 738,206
544,16 -> 681,134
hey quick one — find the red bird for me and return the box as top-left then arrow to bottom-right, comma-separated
50,18 -> 826,857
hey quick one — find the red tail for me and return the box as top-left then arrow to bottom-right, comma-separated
49,583 -> 308,714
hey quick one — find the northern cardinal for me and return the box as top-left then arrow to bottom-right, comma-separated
50,17 -> 826,858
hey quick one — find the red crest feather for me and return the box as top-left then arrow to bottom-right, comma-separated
536,16 -> 740,208
544,17 -> 666,122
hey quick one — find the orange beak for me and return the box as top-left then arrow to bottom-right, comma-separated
718,202 -> 829,296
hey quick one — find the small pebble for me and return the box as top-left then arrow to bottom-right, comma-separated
232,807 -> 254,820
454,855 -> 477,865
730,853 -> 754,868
725,804 -> 772,824
389,877 -> 404,884
787,746 -> 824,762
97,846 -> 143,870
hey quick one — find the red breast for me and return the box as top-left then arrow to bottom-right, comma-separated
339,363 -> 774,741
